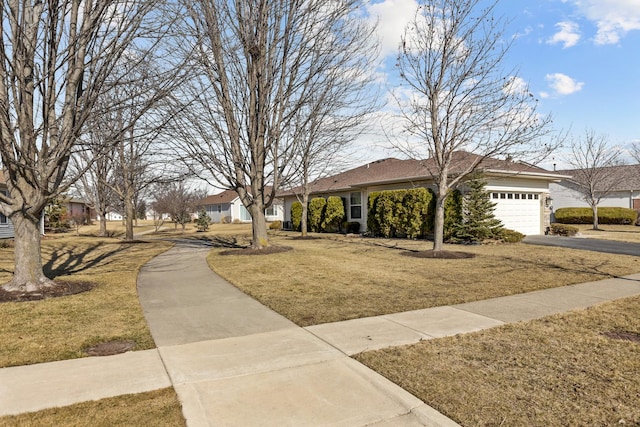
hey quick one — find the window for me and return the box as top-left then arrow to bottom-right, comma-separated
265,205 -> 276,216
492,193 -> 499,199
350,192 -> 362,219
217,205 -> 222,213
500,193 -> 506,199
0,190 -> 7,225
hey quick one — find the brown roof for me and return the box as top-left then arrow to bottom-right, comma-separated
282,151 -> 564,196
197,189 -> 239,205
556,164 -> 640,192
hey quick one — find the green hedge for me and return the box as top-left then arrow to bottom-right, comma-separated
291,201 -> 303,231
554,207 -> 637,225
368,188 -> 434,238
322,196 -> 345,232
308,198 -> 327,232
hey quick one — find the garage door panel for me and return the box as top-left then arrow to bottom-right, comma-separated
491,193 -> 541,236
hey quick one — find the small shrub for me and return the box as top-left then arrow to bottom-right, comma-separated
195,208 -> 212,231
291,201 -> 303,231
343,221 -> 361,234
322,196 -> 345,232
0,238 -> 15,248
232,218 -> 242,224
220,216 -> 228,224
549,223 -> 579,237
269,220 -> 282,230
497,228 -> 525,243
308,198 -> 326,232
554,207 -> 637,225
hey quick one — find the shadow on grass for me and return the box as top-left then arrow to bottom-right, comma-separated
42,243 -> 125,278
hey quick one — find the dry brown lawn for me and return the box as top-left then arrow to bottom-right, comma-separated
355,295 -> 640,426
576,224 -> 640,243
0,235 -> 172,367
0,388 -> 184,427
207,231 -> 640,326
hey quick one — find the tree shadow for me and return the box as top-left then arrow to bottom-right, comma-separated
42,243 -> 126,278
189,235 -> 248,249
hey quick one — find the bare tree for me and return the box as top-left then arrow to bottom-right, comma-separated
288,40 -> 380,236
392,0 -> 559,252
0,0 -> 161,291
174,0 -> 378,249
152,181 -> 204,232
565,129 -> 622,230
72,136 -> 119,237
86,54 -> 185,241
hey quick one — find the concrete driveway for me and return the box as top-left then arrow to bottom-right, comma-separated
524,235 -> 640,256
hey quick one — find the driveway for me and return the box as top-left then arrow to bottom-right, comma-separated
524,235 -> 640,256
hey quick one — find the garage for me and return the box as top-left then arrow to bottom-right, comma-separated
491,192 -> 542,235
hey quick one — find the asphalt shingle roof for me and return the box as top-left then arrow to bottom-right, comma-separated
283,151 -> 562,196
556,164 -> 640,192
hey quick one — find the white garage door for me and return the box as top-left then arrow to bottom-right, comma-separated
491,192 -> 542,236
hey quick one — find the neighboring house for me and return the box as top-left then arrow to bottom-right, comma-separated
0,172 -> 14,239
280,151 -> 570,236
64,198 -> 95,222
549,164 -> 640,213
104,211 -> 124,221
196,189 -> 284,224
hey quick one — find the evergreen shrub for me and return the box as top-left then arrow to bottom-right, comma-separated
291,201 -> 303,231
308,198 -> 326,232
549,223 -> 579,236
555,207 -> 637,225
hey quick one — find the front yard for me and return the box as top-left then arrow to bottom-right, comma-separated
207,231 -> 640,326
2,224 -> 639,426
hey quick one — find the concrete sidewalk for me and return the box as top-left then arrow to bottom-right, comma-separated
2,242 -> 640,425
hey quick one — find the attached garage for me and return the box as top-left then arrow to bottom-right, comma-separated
491,192 -> 542,236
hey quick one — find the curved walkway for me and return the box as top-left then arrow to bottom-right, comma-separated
2,240 -> 640,425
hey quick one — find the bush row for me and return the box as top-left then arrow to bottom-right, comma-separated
554,207 -> 637,225
291,196 -> 346,233
367,188 -> 464,239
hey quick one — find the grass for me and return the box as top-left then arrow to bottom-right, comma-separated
0,234 -> 173,367
206,231 -> 640,326
0,388 -> 185,427
575,224 -> 640,242
355,295 -> 640,426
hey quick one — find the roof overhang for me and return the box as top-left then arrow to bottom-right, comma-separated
484,169 -> 572,182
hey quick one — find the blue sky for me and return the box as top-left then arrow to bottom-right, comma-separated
359,0 -> 640,168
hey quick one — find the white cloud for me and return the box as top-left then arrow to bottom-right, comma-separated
366,0 -> 419,57
504,76 -> 529,96
567,0 -> 640,45
547,21 -> 581,48
545,73 -> 584,96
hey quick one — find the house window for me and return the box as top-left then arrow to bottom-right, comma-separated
0,190 -> 7,225
217,205 -> 222,213
265,205 -> 276,216
350,192 -> 362,219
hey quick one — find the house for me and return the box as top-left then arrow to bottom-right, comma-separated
549,164 -> 640,212
196,189 -> 284,224
0,172 -> 14,239
280,152 -> 570,236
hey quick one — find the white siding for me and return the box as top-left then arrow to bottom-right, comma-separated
549,182 -> 638,210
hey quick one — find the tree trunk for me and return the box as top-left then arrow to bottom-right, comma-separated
592,204 -> 599,230
2,213 -> 55,292
249,205 -> 269,249
301,192 -> 309,237
124,193 -> 135,241
99,216 -> 108,237
433,193 -> 446,252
